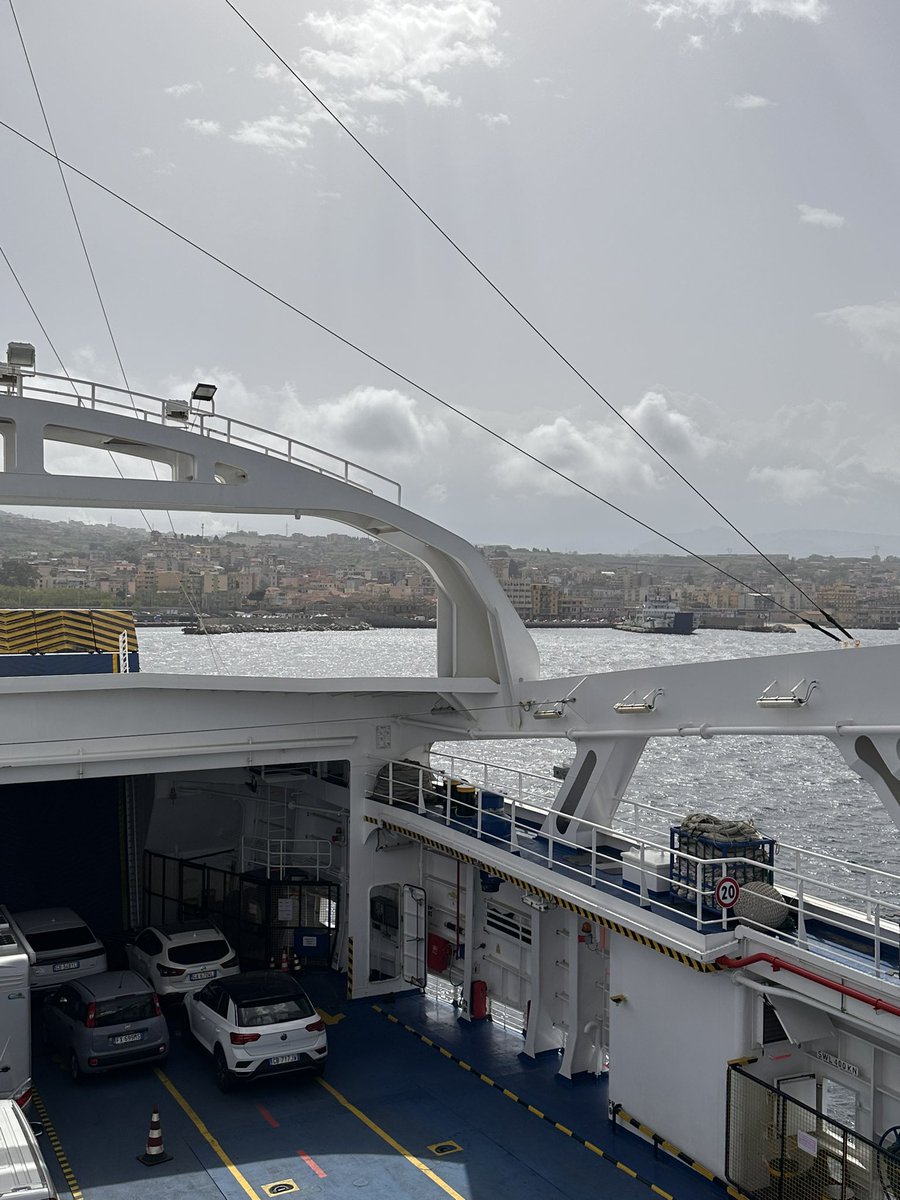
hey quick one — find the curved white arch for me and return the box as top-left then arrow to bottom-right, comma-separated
0,382 -> 539,689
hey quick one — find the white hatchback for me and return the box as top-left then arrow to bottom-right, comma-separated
1,906 -> 106,992
125,921 -> 239,1002
184,972 -> 327,1091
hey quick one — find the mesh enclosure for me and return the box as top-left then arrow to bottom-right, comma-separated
727,1064 -> 895,1200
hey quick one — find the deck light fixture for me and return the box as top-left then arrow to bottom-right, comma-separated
614,687 -> 664,714
532,702 -> 565,720
521,893 -> 553,912
191,382 -> 217,404
6,342 -> 35,371
755,678 -> 818,708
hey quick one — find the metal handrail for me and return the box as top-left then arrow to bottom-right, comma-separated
369,756 -> 900,981
16,371 -> 402,503
240,835 -> 332,880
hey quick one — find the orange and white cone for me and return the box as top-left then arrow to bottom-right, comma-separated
137,1104 -> 173,1166
280,947 -> 290,972
292,952 -> 301,973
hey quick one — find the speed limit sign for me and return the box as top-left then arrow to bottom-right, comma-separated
714,876 -> 740,909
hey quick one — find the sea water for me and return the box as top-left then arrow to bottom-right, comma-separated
138,625 -> 900,876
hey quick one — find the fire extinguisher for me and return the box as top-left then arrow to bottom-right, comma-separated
470,979 -> 488,1020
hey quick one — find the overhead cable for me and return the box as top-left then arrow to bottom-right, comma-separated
0,118 -> 841,640
224,0 -> 852,643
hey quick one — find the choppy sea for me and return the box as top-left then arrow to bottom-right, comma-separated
138,625 -> 900,878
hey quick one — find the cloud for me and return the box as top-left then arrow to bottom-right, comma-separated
497,392 -> 718,497
644,0 -> 826,22
478,112 -> 510,127
624,391 -> 717,458
302,1 -> 503,86
683,33 -> 705,49
820,301 -> 900,365
231,111 -> 320,154
729,93 -> 774,108
184,118 -> 221,136
798,203 -> 844,228
309,386 -> 446,462
165,82 -> 203,98
747,464 -> 827,503
233,0 -> 503,154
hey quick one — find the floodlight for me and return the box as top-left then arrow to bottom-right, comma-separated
6,342 -> 35,370
191,382 -> 217,402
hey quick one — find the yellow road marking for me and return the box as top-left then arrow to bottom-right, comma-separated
317,1077 -> 468,1200
155,1069 -> 259,1200
316,1007 -> 345,1025
32,1090 -> 83,1200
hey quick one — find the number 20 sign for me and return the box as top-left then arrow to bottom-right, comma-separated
714,876 -> 740,909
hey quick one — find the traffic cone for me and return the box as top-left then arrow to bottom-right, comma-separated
280,947 -> 290,972
292,952 -> 301,973
268,953 -> 276,969
137,1105 -> 173,1166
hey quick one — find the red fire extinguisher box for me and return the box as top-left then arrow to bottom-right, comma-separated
470,979 -> 488,1020
427,933 -> 452,973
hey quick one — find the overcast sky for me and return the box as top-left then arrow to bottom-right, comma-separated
2,0 -> 899,554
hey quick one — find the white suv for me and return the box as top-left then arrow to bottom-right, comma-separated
184,972 -> 327,1091
125,921 -> 239,1002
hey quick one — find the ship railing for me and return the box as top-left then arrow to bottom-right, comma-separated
369,757 -> 900,981
429,751 -> 558,810
16,371 -> 402,504
240,835 -> 332,881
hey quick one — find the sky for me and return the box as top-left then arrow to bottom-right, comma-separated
1,0 -> 899,554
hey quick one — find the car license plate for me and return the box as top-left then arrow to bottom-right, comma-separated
52,960 -> 80,973
111,1032 -> 142,1045
268,1054 -> 299,1066
189,970 -> 216,981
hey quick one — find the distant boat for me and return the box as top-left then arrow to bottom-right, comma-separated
614,597 -> 695,635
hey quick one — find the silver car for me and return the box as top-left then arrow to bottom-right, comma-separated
42,971 -> 168,1081
1,906 -> 106,991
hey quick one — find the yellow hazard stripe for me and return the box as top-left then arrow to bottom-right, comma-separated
0,608 -> 136,654
372,1006 -> 680,1199
365,815 -> 720,973
612,1106 -> 751,1199
32,1088 -> 84,1200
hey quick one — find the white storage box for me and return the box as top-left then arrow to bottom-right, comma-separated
622,847 -> 671,894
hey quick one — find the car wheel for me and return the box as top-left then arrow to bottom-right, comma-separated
214,1047 -> 233,1093
68,1051 -> 82,1084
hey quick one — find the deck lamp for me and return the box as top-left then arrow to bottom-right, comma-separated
6,342 -> 35,371
191,382 -> 217,403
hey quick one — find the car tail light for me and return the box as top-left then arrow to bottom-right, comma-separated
84,1002 -> 96,1028
152,992 -> 161,1016
221,955 -> 238,969
306,1019 -> 325,1033
12,1080 -> 32,1108
230,1031 -> 261,1045
157,964 -> 185,977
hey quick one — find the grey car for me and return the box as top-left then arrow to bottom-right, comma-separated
42,971 -> 168,1081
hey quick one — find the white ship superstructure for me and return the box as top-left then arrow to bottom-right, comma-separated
3,367 -> 900,1195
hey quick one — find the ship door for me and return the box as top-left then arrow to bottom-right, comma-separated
401,884 -> 427,988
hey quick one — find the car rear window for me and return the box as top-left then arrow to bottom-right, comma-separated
237,995 -> 315,1026
168,939 -> 230,966
94,994 -> 156,1027
27,926 -> 97,953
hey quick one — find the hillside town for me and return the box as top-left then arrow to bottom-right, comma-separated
0,512 -> 897,630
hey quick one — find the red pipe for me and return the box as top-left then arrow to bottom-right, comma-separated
716,952 -> 900,1018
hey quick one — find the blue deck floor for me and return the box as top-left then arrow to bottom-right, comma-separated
31,970 -> 734,1200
